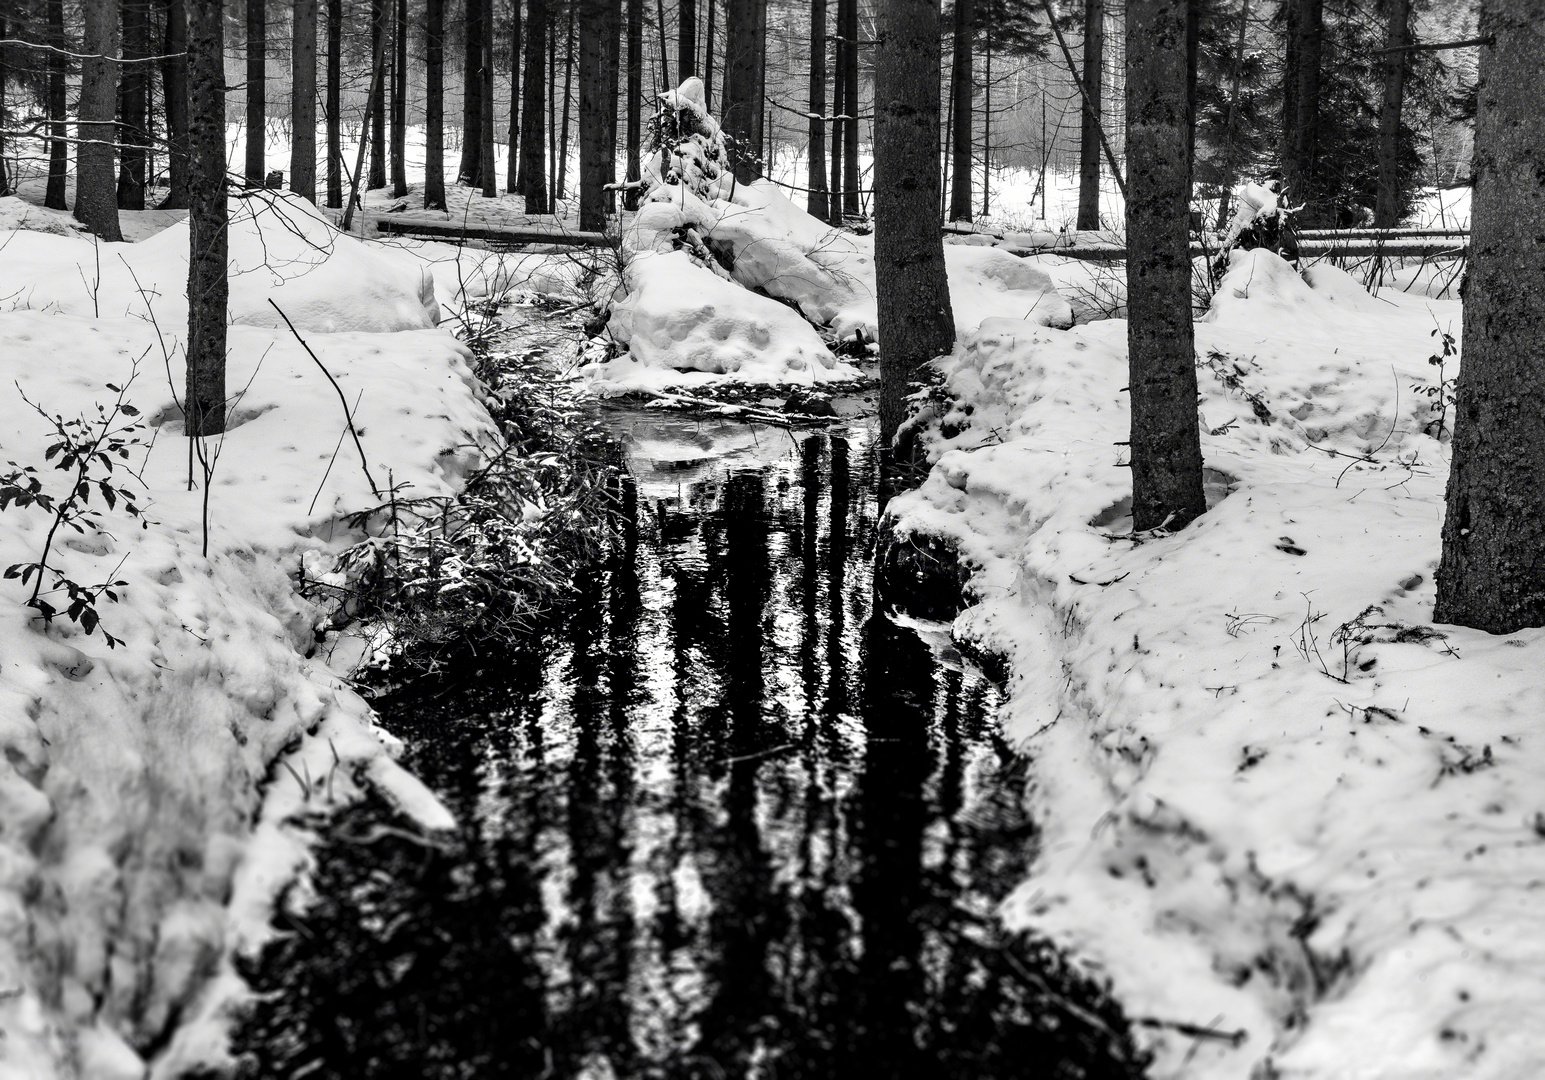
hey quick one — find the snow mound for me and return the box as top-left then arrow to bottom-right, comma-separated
11,193 -> 439,333
943,246 -> 1074,331
598,250 -> 856,387
1300,262 -> 1387,313
0,195 -> 89,236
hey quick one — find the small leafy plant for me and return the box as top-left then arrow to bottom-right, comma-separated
1,371 -> 149,647
1416,321 -> 1457,439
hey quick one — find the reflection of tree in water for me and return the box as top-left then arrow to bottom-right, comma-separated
239,430 -> 1144,1080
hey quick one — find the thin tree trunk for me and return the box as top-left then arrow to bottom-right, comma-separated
830,2 -> 844,223
806,0 -> 828,222
45,0 -> 68,209
579,0 -> 617,230
654,0 -> 671,89
1434,0 -> 1545,632
980,21 -> 990,218
246,0 -> 266,187
326,0 -> 342,206
370,0 -> 389,187
1076,0 -> 1103,230
77,0 -> 124,240
948,0 -> 973,221
426,0 -> 447,206
518,0 -> 548,210
624,0 -> 642,208
874,0 -> 954,448
680,0 -> 696,78
459,0 -> 481,183
391,0 -> 408,195
840,0 -> 858,215
480,0 -> 497,196
1373,0 -> 1410,228
557,4 -> 574,198
1125,0 -> 1205,531
1214,0 -> 1249,228
118,0 -> 151,209
160,0 -> 193,207
723,0 -> 764,182
508,2 -> 523,192
0,10 -> 9,195
187,0 -> 228,437
1281,0 -> 1322,223
343,26 -> 389,228
548,5 -> 557,194
293,0 -> 319,200
702,0 -> 715,108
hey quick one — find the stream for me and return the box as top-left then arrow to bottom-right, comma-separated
239,408 -> 1141,1079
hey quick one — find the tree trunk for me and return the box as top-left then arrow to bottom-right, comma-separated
118,0 -> 151,210
723,0 -> 764,182
702,0 -> 715,108
1373,0 -> 1410,228
480,0 -> 497,196
187,0 -> 228,438
680,0 -> 696,78
980,21 -> 990,218
1214,0 -> 1249,228
518,0 -> 549,211
426,0 -> 448,207
391,0 -> 408,195
1281,0 -> 1322,224
830,0 -> 845,222
77,0 -> 124,240
806,0 -> 828,222
507,3 -> 523,192
1076,0 -> 1103,230
624,0 -> 641,209
578,0 -> 618,230
246,0 -> 266,187
873,0 -> 954,448
293,0 -> 319,200
160,0 -> 192,208
45,0 -> 68,209
0,10 -> 9,195
840,0 -> 859,216
1434,0 -> 1545,633
947,0 -> 973,222
557,4 -> 574,198
370,0 -> 389,187
1125,0 -> 1205,532
326,0 -> 342,206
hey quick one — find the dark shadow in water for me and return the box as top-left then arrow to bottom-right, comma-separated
239,421 -> 1144,1080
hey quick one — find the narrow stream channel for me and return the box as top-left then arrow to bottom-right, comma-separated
239,411 -> 1141,1079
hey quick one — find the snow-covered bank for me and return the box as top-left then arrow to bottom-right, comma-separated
888,250 -> 1543,1079
0,194 -> 495,1076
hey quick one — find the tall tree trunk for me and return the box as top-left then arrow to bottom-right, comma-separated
1281,0 -> 1322,224
722,0 -> 764,182
947,0 -> 974,222
370,0 -> 388,187
460,0 -> 480,183
806,0 -> 828,222
518,0 -> 549,210
547,4 -> 557,194
980,21 -> 990,218
579,0 -> 617,229
160,0 -> 191,208
1435,0 -> 1545,633
391,0 -> 408,194
508,2 -> 523,191
1126,0 -> 1205,531
187,0 -> 228,437
45,0 -> 68,209
680,0 -> 696,78
1214,0 -> 1249,228
557,4 -> 574,198
425,0 -> 447,207
118,0 -> 151,209
293,0 -> 319,200
624,0 -> 642,208
77,0 -> 124,240
1076,0 -> 1103,230
246,0 -> 266,187
830,0 -> 845,222
480,0 -> 496,196
840,0 -> 859,215
873,0 -> 954,448
0,10 -> 9,195
326,0 -> 342,206
1373,0 -> 1410,228
702,0 -> 715,108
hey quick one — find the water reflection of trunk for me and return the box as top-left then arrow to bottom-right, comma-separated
825,436 -> 850,724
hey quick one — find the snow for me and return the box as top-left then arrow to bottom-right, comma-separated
886,247 -> 1545,1080
0,189 -> 493,1077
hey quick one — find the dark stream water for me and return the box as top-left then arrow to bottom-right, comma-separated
240,413 -> 1140,1080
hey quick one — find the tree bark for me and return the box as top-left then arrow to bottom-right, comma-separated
160,0 -> 192,208
1435,0 -> 1545,633
370,0 -> 389,187
426,0 -> 448,207
187,0 -> 228,437
507,1 -> 523,192
0,10 -> 9,195
118,0 -> 152,210
624,0 -> 641,209
557,3 -> 574,198
680,0 -> 696,78
480,0 -> 497,196
1214,0 -> 1249,228
830,0 -> 845,222
579,0 -> 617,229
873,0 -> 954,448
246,0 -> 266,187
391,0 -> 408,195
948,0 -> 973,222
1125,0 -> 1204,532
723,0 -> 764,182
1281,0 -> 1322,224
1373,0 -> 1410,228
45,0 -> 68,209
293,0 -> 319,200
518,0 -> 549,211
76,0 -> 124,240
806,0 -> 829,222
326,0 -> 342,206
702,0 -> 715,108
1076,0 -> 1103,230
840,0 -> 859,216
